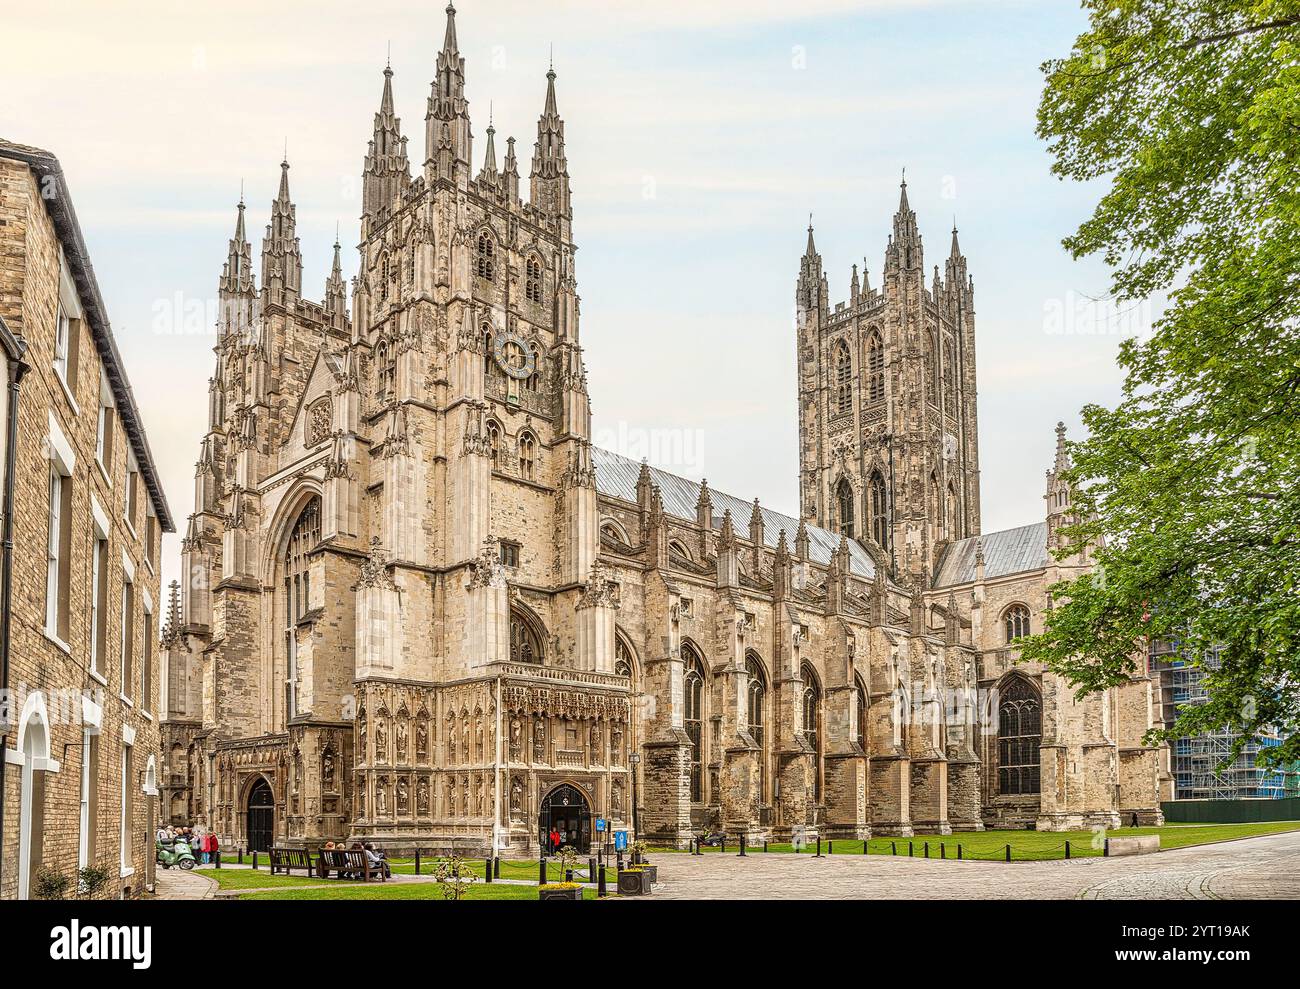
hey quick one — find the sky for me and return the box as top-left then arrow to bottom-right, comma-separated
0,0 -> 1152,596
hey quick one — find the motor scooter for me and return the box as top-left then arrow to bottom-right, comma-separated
156,839 -> 197,870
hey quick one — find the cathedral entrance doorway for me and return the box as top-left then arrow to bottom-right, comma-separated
538,783 -> 592,853
246,776 -> 275,852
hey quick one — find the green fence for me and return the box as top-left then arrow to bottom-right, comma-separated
1161,797 -> 1300,823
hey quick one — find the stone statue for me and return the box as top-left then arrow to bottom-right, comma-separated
375,716 -> 387,762
376,777 -> 388,817
416,719 -> 428,761
533,718 -> 546,760
510,716 -> 521,756
417,777 -> 429,815
322,750 -> 335,790
396,777 -> 409,815
396,719 -> 408,762
510,776 -> 523,814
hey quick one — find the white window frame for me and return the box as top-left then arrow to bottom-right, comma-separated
44,413 -> 75,649
120,552 -> 135,706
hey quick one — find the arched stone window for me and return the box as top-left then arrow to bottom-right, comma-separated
510,606 -> 544,664
854,672 -> 869,753
866,331 -> 884,404
476,232 -> 495,280
1004,604 -> 1031,643
482,324 -> 495,376
614,634 -> 635,679
525,255 -> 543,303
283,496 -> 321,723
997,675 -> 1041,796
834,341 -> 852,415
379,254 -> 390,301
486,421 -> 500,469
801,663 -> 822,802
746,652 -> 768,799
928,329 -> 939,405
683,644 -> 705,803
929,472 -> 941,545
869,470 -> 889,548
518,431 -> 536,481
946,481 -> 958,538
668,539 -> 692,562
374,341 -> 395,405
600,519 -> 628,546
835,478 -> 855,539
944,339 -> 957,408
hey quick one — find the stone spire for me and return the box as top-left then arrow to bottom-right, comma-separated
503,135 -> 521,201
426,1 -> 472,180
325,232 -> 348,322
218,197 -> 257,340
477,114 -> 500,188
529,66 -> 571,216
1045,422 -> 1076,550
797,216 -> 826,312
886,172 -> 922,272
261,158 -> 302,306
363,65 -> 411,216
161,579 -> 183,647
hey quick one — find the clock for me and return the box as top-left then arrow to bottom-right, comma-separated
492,331 -> 537,380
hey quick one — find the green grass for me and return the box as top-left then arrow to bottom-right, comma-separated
386,857 -> 542,881
238,882 -> 596,901
195,867 -> 362,890
649,821 -> 1300,861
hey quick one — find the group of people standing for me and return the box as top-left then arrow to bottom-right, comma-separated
157,824 -> 219,863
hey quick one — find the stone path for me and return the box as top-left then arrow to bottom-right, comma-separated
154,868 -> 217,900
642,829 -> 1300,900
150,830 -> 1300,900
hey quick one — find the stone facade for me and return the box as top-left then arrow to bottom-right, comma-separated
162,4 -> 1163,855
0,142 -> 173,899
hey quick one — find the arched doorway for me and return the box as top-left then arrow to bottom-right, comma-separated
245,777 -> 275,852
538,783 -> 592,853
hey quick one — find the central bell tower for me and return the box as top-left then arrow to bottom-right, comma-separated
795,180 -> 981,585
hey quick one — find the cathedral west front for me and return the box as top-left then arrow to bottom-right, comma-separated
159,3 -> 1166,855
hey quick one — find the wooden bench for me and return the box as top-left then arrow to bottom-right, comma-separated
269,847 -> 314,876
316,848 -> 388,882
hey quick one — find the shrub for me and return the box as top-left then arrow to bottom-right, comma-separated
32,867 -> 72,900
77,865 -> 112,898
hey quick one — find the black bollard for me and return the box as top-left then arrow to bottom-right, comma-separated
598,864 -> 607,898
862,839 -> 868,855
940,843 -> 945,859
908,841 -> 913,858
891,841 -> 897,856
1005,844 -> 1012,862
1104,838 -> 1110,857
415,850 -> 421,875
214,847 -> 221,870
539,860 -> 548,885
1065,841 -> 1071,860
814,837 -> 823,858
565,869 -> 573,882
485,857 -> 493,883
764,839 -> 769,853
738,835 -> 747,857
589,857 -> 597,882
828,840 -> 833,855
958,844 -> 962,860
720,836 -> 726,854
252,850 -> 259,870
494,856 -> 501,878
617,851 -> 624,870
924,842 -> 929,859
238,847 -> 244,865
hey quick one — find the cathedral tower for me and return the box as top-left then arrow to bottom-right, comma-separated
796,179 -> 981,586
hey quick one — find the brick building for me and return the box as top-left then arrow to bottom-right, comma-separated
161,3 -> 1163,855
0,140 -> 174,898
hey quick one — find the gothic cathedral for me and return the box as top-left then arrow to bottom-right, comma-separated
159,4 -> 1166,854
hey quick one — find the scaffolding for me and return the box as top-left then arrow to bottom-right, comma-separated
1149,641 -> 1295,800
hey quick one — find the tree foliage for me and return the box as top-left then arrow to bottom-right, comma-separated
1025,0 -> 1300,768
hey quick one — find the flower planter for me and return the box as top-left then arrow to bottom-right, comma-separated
617,869 -> 652,896
637,864 -> 657,883
539,884 -> 584,901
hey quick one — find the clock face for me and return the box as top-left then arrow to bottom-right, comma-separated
493,332 -> 537,380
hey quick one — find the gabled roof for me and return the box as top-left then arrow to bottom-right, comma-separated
934,522 -> 1049,587
592,447 -> 877,579
0,139 -> 175,531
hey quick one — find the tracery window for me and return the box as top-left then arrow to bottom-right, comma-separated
746,652 -> 768,798
615,635 -> 634,679
869,470 -> 889,548
525,256 -> 543,303
835,341 -> 852,415
801,664 -> 822,802
486,421 -> 500,469
1004,604 -> 1031,643
283,497 -> 321,723
375,341 -> 395,405
482,325 -> 495,376
944,339 -> 957,408
509,607 -> 544,664
836,478 -> 855,539
518,432 -> 536,481
854,673 -> 868,753
476,232 -> 495,280
997,676 -> 1041,796
684,645 -> 705,803
866,331 -> 884,404
927,329 -> 939,406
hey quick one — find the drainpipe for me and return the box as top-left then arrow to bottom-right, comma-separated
0,333 -> 31,896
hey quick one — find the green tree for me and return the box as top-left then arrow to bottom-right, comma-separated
1025,0 -> 1300,766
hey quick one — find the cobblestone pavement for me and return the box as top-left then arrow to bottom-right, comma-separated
153,868 -> 216,900
642,830 -> 1300,900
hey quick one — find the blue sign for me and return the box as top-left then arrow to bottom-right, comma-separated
614,830 -> 628,851
595,818 -> 606,832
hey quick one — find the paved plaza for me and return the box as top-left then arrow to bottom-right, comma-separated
153,830 -> 1300,901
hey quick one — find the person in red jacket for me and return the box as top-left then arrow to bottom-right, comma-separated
201,830 -> 219,864
549,827 -> 561,854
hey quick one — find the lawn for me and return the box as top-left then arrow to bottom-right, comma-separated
195,867 -> 362,890
238,882 -> 596,901
650,820 -> 1300,861
387,856 -> 542,881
